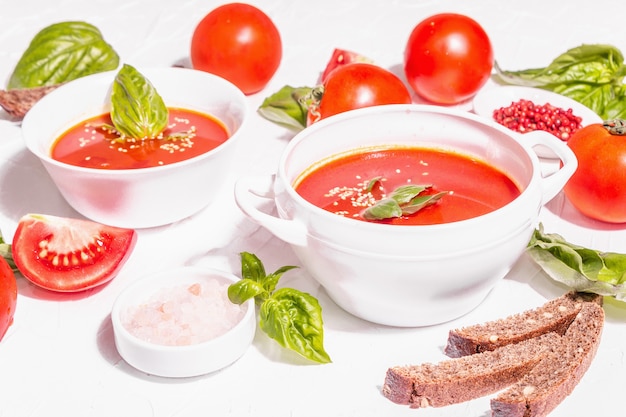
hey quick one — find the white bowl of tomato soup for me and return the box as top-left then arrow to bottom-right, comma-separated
234,104 -> 577,327
21,67 -> 248,228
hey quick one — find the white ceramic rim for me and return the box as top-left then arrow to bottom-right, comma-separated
472,85 -> 603,127
21,67 -> 249,176
276,104 -> 543,234
111,266 -> 255,354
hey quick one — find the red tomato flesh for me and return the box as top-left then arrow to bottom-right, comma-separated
0,256 -> 17,341
294,146 -> 520,225
320,48 -> 372,83
51,108 -> 229,170
12,214 -> 137,292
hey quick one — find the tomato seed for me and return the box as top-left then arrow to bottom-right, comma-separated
492,99 -> 583,141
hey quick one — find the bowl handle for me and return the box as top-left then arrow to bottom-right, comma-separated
234,175 -> 308,246
524,131 -> 578,204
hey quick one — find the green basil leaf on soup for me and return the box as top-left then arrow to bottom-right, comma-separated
402,192 -> 447,215
8,21 -> 119,89
110,64 -> 168,140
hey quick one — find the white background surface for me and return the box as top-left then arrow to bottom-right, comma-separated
1,0 -> 625,416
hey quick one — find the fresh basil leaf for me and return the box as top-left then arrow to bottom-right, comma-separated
263,265 -> 300,294
362,198 -> 403,220
259,288 -> 331,364
229,252 -> 330,363
240,252 -> 267,282
240,252 -> 298,293
227,278 -> 267,305
257,85 -> 314,131
110,64 -> 168,139
402,192 -> 447,215
527,224 -> 626,300
365,177 -> 383,193
8,21 -> 119,89
390,184 -> 430,205
494,44 -> 626,120
362,183 -> 445,220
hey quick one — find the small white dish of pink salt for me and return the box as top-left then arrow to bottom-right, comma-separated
111,266 -> 255,378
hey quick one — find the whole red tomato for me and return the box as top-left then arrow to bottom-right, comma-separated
190,3 -> 282,95
564,122 -> 626,223
404,13 -> 493,105
0,256 -> 17,342
314,63 -> 412,121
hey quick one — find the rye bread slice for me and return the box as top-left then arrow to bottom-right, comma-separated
490,302 -> 604,417
382,332 -> 560,408
444,292 -> 602,358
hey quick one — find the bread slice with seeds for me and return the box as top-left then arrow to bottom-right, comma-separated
444,291 -> 602,358
490,301 -> 604,417
382,332 -> 560,408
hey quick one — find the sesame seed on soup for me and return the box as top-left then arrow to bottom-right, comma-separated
293,146 -> 522,225
51,108 -> 229,169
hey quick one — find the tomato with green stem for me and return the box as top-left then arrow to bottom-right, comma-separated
12,214 -> 137,292
311,63 -> 412,122
190,3 -> 282,95
564,120 -> 626,223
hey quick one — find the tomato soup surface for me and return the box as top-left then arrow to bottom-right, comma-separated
51,108 -> 229,169
294,146 -> 522,225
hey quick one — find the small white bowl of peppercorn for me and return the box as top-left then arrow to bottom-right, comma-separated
473,85 -> 602,157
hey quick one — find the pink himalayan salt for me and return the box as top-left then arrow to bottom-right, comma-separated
121,278 -> 247,346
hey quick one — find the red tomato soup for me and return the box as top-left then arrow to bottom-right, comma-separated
293,146 -> 522,225
51,108 -> 229,169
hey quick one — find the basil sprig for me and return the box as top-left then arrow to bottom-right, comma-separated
8,21 -> 119,90
494,44 -> 626,120
362,182 -> 446,220
228,252 -> 331,364
257,85 -> 315,131
110,64 -> 168,140
527,224 -> 626,300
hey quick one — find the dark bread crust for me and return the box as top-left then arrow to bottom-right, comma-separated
382,292 -> 604,412
382,333 -> 560,408
490,302 -> 604,417
444,292 -> 602,358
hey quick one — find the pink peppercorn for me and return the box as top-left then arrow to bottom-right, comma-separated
492,98 -> 583,141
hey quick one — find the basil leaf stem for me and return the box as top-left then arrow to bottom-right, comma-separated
110,64 -> 168,140
8,21 -> 119,89
228,252 -> 331,363
527,224 -> 626,300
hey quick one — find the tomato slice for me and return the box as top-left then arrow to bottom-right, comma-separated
12,214 -> 137,292
320,48 -> 373,83
0,256 -> 17,341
